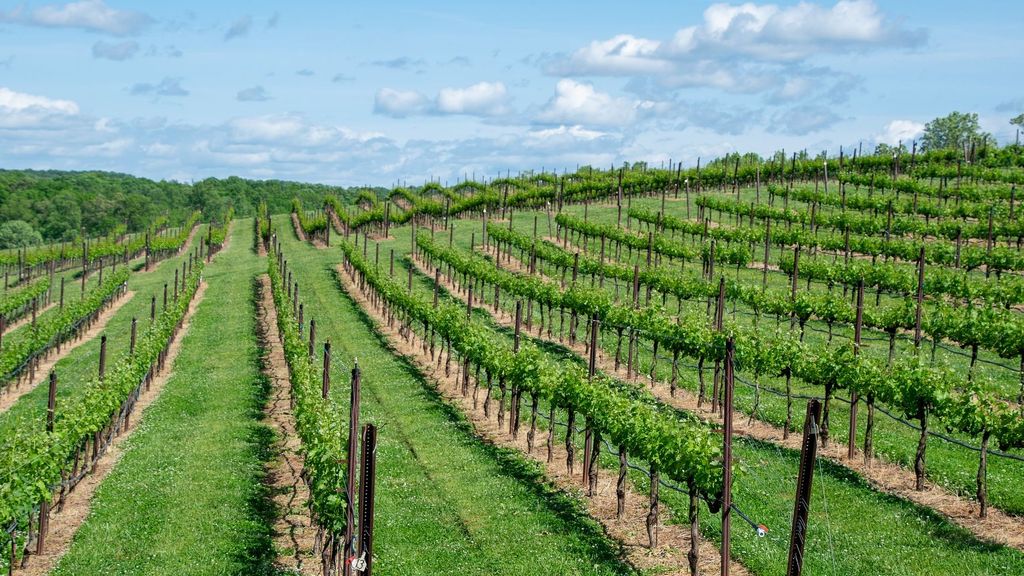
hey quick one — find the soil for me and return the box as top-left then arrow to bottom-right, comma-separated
256,275 -> 318,574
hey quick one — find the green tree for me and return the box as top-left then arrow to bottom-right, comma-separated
0,220 -> 43,249
920,111 -> 992,151
1011,113 -> 1024,128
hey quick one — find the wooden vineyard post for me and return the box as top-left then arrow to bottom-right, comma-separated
150,295 -> 156,322
586,316 -> 600,497
163,283 -> 168,311
914,247 -> 925,349
511,301 -> 523,439
721,338 -> 735,576
711,278 -> 725,414
356,423 -> 378,576
849,280 -> 864,460
789,245 -> 800,330
99,335 -> 107,379
308,318 -> 316,360
60,277 -> 65,310
344,363 -> 362,576
130,318 -> 137,356
763,218 -> 771,289
38,371 -> 58,554
322,342 -> 331,399
786,399 -> 822,576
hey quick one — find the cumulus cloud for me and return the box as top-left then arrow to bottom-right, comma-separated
0,86 -> 79,128
92,40 -> 138,61
0,0 -> 152,36
437,82 -> 508,115
237,86 -> 271,102
875,119 -> 924,145
545,1 -> 923,100
374,89 -> 432,118
130,77 -> 189,97
536,79 -> 659,127
375,82 -> 511,118
224,15 -> 252,40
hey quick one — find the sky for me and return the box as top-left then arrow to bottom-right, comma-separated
0,0 -> 1022,186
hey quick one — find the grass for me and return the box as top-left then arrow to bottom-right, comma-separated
366,213 -> 1024,575
274,225 -> 637,576
54,221 -> 278,575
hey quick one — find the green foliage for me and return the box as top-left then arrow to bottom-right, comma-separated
0,221 -> 42,249
0,269 -> 128,382
0,263 -> 202,529
921,112 -> 993,152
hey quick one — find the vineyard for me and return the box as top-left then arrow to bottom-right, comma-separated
0,147 -> 1023,576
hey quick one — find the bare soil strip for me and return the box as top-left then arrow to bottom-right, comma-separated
336,263 -> 750,576
422,247 -> 1024,552
292,214 -> 309,243
17,281 -> 208,576
4,302 -> 57,333
256,275 -> 317,574
0,291 -> 134,415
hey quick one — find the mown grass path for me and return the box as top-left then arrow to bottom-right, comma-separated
53,222 -> 278,575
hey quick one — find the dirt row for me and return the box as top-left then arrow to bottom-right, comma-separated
416,246 -> 1024,552
256,275 -> 317,574
336,262 -> 750,576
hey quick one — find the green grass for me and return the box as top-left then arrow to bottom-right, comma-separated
275,225 -> 636,576
54,221 -> 277,575
369,214 -> 1024,576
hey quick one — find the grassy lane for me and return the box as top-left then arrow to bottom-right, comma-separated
275,226 -> 635,576
0,229 -> 206,435
375,221 -> 1024,576
54,221 -> 277,575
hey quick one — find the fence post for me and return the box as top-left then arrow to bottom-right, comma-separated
849,280 -> 864,459
721,338 -> 735,576
344,362 -> 362,576
99,335 -> 107,380
357,423 -> 377,575
130,318 -> 137,356
786,399 -> 822,576
38,371 -> 58,554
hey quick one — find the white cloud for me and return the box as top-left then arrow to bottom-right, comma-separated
536,79 -> 656,127
0,87 -> 79,127
436,82 -> 508,115
92,40 -> 138,61
528,125 -> 607,142
375,83 -> 511,118
0,0 -> 152,36
552,34 -> 671,76
546,1 -> 923,99
664,0 -> 925,61
875,119 -> 924,145
237,86 -> 271,102
374,88 -> 432,118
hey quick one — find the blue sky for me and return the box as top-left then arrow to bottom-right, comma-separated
0,0 -> 1021,186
